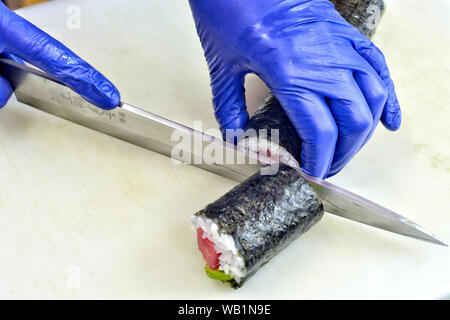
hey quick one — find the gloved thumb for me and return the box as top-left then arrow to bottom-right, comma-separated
0,75 -> 12,109
0,53 -> 17,108
210,67 -> 249,141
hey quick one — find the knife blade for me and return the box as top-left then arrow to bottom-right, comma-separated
0,58 -> 446,246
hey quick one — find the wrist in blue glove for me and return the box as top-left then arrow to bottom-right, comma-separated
189,0 -> 401,178
0,3 -> 120,111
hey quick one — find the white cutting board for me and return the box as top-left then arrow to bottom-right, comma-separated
0,0 -> 448,299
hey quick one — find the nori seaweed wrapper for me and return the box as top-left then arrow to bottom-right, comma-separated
331,0 -> 385,38
195,164 -> 324,288
239,0 -> 385,165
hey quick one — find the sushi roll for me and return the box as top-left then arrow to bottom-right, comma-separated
191,164 -> 324,288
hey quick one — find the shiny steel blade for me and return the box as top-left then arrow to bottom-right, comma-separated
0,58 -> 446,246
303,173 -> 447,246
0,58 -> 264,182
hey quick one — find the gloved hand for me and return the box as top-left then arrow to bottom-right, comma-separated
189,0 -> 401,178
0,3 -> 119,110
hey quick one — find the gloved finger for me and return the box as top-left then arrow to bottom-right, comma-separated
274,88 -> 337,179
210,67 -> 249,141
0,5 -> 120,110
356,42 -> 401,131
353,66 -> 388,146
379,77 -> 401,131
327,77 -> 373,177
0,74 -> 13,109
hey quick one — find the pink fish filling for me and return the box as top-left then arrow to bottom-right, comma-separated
197,228 -> 221,270
260,148 -> 282,161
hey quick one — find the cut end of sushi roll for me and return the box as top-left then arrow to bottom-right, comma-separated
191,215 -> 246,286
237,136 -> 300,169
197,228 -> 221,270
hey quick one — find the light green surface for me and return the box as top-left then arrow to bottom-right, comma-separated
0,0 -> 448,299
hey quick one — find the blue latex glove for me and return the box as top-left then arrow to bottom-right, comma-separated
0,3 -> 119,110
189,0 -> 401,178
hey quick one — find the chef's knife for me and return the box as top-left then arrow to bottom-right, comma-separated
0,58 -> 446,246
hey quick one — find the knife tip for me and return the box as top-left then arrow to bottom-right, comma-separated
426,235 -> 448,247
436,240 -> 448,247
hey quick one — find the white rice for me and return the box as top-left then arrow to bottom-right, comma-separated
191,215 -> 246,282
237,137 -> 300,169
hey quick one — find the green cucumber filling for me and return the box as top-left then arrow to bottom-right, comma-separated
205,265 -> 234,281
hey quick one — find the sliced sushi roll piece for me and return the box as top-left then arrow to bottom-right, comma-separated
192,164 -> 324,288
